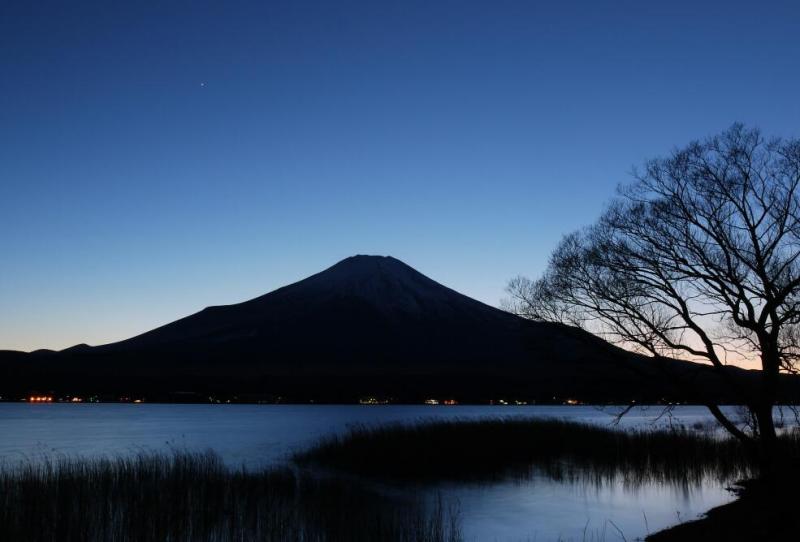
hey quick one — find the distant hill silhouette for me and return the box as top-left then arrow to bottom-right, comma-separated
0,255 -> 787,402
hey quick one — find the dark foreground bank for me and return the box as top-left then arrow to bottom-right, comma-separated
0,451 -> 460,542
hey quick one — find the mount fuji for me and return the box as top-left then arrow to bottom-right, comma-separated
0,255 -> 757,402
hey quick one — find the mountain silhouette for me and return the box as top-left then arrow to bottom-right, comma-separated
0,255 -> 776,402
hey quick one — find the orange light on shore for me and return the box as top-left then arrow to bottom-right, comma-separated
28,396 -> 53,403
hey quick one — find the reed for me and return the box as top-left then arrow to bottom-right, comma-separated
294,418 -> 800,486
0,450 -> 461,542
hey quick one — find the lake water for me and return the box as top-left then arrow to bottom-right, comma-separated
0,404 -> 741,541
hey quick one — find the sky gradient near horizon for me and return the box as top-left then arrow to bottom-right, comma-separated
2,0 -> 800,351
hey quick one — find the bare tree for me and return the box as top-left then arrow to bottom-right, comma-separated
507,124 -> 800,467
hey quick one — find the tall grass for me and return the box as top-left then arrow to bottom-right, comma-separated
0,450 -> 461,542
294,418 -> 800,486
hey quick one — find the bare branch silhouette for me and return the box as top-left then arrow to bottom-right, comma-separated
507,124 -> 800,468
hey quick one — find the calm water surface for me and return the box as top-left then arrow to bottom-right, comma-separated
0,404 -> 739,541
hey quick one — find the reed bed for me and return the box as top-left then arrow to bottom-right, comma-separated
294,418 -> 800,486
0,450 -> 461,542
5,419 -> 800,541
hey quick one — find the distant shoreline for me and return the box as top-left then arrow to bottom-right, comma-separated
0,395 -> 713,406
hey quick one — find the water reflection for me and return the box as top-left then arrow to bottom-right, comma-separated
441,472 -> 735,541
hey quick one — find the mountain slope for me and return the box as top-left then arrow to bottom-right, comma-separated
0,255 -> 775,402
100,255 -> 527,360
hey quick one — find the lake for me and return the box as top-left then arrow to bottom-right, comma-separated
0,404 -> 742,541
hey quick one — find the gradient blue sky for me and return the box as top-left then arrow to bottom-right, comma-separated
2,0 -> 799,351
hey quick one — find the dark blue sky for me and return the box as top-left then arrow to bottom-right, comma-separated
2,0 -> 799,350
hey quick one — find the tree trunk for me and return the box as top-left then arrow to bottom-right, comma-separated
755,339 -> 781,477
754,402 -> 778,478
